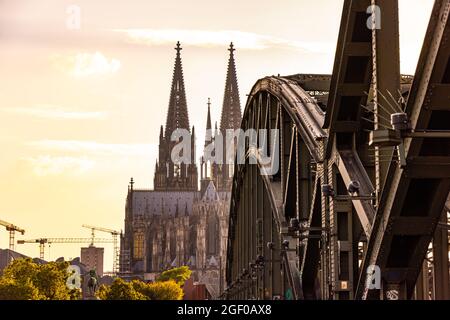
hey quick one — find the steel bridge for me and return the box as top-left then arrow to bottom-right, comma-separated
225,0 -> 450,300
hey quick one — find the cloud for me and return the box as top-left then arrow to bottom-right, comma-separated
24,156 -> 95,176
25,141 -> 158,176
52,52 -> 121,77
2,105 -> 107,120
28,140 -> 156,157
114,29 -> 333,53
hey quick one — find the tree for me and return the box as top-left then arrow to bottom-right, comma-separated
157,266 -> 191,285
97,278 -> 146,300
0,258 -> 81,300
34,262 -> 73,299
96,266 -> 191,300
0,278 -> 41,300
97,278 -> 183,300
134,279 -> 183,300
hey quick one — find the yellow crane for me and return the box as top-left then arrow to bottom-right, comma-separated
82,224 -> 120,274
0,219 -> 25,250
17,237 -> 113,260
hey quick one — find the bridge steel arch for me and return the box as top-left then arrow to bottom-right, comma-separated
225,77 -> 326,300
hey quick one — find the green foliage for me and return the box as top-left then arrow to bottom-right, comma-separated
96,284 -> 109,300
134,279 -> 183,300
97,278 -> 183,300
68,288 -> 82,300
2,258 -> 39,283
97,278 -> 147,300
148,280 -> 183,300
0,258 -> 80,300
157,266 -> 191,285
34,262 -> 72,299
96,266 -> 190,300
0,261 -> 190,300
0,278 -> 41,300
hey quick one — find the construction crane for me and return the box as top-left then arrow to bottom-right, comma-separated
0,219 -> 25,250
82,224 -> 120,274
17,237 -> 113,260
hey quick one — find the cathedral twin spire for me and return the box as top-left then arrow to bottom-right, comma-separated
155,41 -> 241,192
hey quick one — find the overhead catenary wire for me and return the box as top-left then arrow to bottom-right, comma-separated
361,117 -> 391,129
387,89 -> 404,113
377,89 -> 402,114
360,104 -> 392,123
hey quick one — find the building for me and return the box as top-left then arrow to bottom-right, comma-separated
1,249 -> 34,273
0,249 -> 47,273
183,277 -> 212,300
81,245 -> 104,277
120,42 -> 242,298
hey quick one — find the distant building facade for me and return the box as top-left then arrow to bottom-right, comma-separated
120,42 -> 242,298
81,245 -> 104,277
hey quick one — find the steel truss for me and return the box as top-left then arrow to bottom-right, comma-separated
225,0 -> 450,300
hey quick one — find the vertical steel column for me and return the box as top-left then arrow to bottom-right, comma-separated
320,160 -> 331,299
249,153 -> 254,299
371,0 -> 401,200
433,211 -> 450,299
262,93 -> 271,299
336,172 -> 354,299
415,260 -> 430,300
299,140 -> 311,220
238,168 -> 245,298
371,0 -> 403,300
241,170 -> 246,299
328,162 -> 338,299
329,166 -> 354,299
254,98 -> 260,299
270,98 -> 282,299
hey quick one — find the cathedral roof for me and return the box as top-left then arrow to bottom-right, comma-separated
130,190 -> 197,217
202,181 -> 220,202
208,256 -> 218,267
187,255 -> 196,267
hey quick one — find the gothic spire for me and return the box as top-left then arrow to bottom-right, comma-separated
205,98 -> 212,147
165,41 -> 190,138
220,42 -> 242,132
206,98 -> 212,131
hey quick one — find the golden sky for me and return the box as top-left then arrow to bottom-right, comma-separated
0,0 -> 434,271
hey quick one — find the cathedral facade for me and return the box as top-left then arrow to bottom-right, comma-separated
120,42 -> 242,298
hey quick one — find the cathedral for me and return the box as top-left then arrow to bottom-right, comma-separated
120,42 -> 242,298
